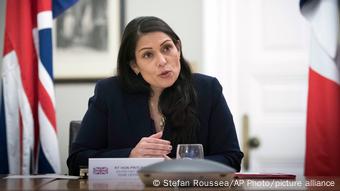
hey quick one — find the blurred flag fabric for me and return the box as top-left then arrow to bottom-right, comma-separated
0,0 -> 77,174
300,0 -> 340,176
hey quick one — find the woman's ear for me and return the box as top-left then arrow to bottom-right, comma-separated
130,61 -> 140,75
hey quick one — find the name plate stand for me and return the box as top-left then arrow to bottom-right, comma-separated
88,158 -> 164,180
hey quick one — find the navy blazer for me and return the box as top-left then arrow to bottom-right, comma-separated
67,73 -> 243,175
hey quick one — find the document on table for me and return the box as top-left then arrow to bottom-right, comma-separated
4,174 -> 79,179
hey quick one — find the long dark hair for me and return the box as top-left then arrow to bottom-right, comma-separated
117,16 -> 200,145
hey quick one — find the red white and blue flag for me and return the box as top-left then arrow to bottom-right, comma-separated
300,0 -> 340,176
0,0 -> 77,174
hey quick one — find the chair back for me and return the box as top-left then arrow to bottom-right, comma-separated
69,120 -> 81,155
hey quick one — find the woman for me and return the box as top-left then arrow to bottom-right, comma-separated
67,16 -> 243,175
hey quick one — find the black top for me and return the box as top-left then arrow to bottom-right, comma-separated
67,73 -> 243,175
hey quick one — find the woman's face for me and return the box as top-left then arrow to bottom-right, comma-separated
131,31 -> 181,94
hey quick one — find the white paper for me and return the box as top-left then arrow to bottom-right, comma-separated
4,174 -> 79,179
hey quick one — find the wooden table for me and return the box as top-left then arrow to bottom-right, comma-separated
1,176 -> 340,190
0,175 -> 55,190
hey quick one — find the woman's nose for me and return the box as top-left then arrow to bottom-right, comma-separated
157,53 -> 167,66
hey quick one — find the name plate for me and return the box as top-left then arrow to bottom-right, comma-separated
88,158 -> 164,179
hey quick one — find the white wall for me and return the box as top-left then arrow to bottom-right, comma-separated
56,83 -> 95,174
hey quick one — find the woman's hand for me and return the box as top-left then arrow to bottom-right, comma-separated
129,131 -> 172,158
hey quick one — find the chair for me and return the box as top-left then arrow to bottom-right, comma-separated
69,120 -> 81,155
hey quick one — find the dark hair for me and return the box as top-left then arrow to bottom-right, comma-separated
117,16 -> 200,145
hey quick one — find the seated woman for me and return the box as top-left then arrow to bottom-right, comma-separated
67,16 -> 243,175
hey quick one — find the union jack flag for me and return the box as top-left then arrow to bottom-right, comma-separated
0,0 -> 77,174
93,167 -> 109,175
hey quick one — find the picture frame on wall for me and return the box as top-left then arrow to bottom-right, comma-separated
53,0 -> 122,82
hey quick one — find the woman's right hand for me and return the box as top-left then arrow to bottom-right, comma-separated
129,131 -> 172,158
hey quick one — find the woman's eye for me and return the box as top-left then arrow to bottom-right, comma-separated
142,52 -> 153,59
162,44 -> 173,53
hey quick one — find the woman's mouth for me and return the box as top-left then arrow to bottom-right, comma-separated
159,71 -> 172,78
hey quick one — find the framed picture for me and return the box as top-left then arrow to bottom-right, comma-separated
53,0 -> 121,81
